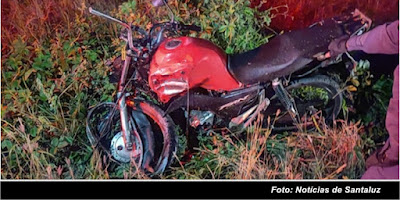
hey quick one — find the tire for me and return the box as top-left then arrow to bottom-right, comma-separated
272,75 -> 343,131
86,99 -> 177,175
127,99 -> 178,174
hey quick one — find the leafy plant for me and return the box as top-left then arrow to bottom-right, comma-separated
343,59 -> 393,157
116,0 -> 273,54
1,0 -> 119,179
291,86 -> 329,105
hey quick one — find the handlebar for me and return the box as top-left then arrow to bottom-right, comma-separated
89,7 -> 141,53
179,23 -> 201,32
150,22 -> 201,33
148,22 -> 201,50
89,7 -> 201,56
89,7 -> 130,29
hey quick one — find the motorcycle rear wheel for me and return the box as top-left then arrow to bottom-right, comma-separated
271,75 -> 343,131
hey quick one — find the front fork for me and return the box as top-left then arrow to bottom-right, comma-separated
118,54 -> 133,150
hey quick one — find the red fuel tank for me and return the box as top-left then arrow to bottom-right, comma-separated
149,36 -> 242,103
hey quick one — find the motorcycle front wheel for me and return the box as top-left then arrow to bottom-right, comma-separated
86,99 -> 177,175
270,75 -> 343,131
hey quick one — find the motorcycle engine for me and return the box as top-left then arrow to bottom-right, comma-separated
186,110 -> 215,128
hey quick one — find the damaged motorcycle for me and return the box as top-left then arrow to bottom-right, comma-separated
86,0 -> 370,174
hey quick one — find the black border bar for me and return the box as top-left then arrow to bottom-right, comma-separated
1,181 -> 399,199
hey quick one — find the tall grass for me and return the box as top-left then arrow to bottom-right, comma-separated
166,113 -> 365,179
1,0 -> 121,179
1,0 -> 372,179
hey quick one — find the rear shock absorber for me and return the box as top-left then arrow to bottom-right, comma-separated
272,78 -> 301,127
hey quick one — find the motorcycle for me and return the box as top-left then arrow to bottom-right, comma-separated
86,0 -> 371,174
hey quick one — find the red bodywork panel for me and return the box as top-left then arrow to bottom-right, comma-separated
149,36 -> 242,103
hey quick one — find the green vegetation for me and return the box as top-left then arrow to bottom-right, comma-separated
1,0 -> 393,179
1,0 -> 120,179
343,60 -> 394,158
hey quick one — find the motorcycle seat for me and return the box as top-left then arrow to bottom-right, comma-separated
227,18 -> 349,85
